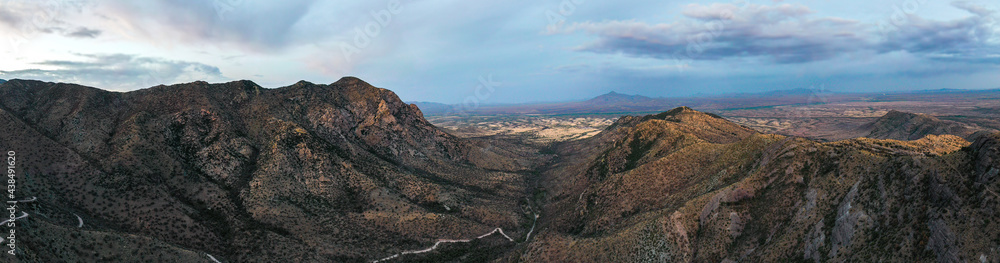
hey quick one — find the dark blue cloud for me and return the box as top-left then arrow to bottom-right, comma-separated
556,2 -> 999,64
66,27 -> 102,38
101,0 -> 318,51
881,3 -> 999,63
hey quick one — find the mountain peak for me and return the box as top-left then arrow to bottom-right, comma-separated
221,79 -> 263,94
333,76 -> 370,86
645,106 -> 725,122
662,106 -> 695,114
292,80 -> 315,87
604,106 -> 752,144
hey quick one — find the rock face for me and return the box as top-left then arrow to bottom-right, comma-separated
521,106 -> 1000,263
0,78 -> 539,262
863,110 -> 979,140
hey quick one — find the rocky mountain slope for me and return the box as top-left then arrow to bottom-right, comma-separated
520,107 -> 1000,262
0,78 -> 542,262
862,110 -> 981,140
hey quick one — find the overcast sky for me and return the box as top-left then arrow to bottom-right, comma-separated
1,0 -> 998,103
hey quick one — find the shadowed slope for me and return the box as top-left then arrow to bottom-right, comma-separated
0,78 -> 540,262
863,110 -> 979,140
522,107 -> 1000,262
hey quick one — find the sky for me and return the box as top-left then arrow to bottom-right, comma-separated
1,0 -> 999,104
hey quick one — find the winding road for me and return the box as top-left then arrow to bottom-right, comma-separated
14,196 -> 36,203
373,227 -> 515,263
0,211 -> 29,242
74,213 -> 84,228
373,213 -> 540,262
0,211 -> 29,225
206,253 -> 222,263
0,196 -> 36,244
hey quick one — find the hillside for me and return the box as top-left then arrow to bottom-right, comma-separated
520,106 -> 1000,262
0,78 -> 542,262
863,110 -> 980,140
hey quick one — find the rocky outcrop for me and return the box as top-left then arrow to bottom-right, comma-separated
971,132 -> 1000,185
0,78 -> 539,262
828,182 -> 865,258
527,107 -> 1000,263
803,221 -> 826,263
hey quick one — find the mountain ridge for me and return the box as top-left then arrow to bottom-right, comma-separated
525,106 -> 1000,262
3,78 -> 999,262
0,77 -> 540,262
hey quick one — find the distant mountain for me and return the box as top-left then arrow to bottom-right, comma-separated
408,101 -> 454,116
462,89 -> 848,115
876,88 -> 1000,94
506,91 -> 674,115
913,88 -> 969,93
0,77 -> 538,262
765,88 -> 834,96
585,91 -> 657,105
861,110 -> 979,140
714,88 -> 836,99
0,79 -> 6,84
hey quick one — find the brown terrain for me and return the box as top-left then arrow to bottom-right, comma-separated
0,78 -> 541,262
2,78 -> 999,262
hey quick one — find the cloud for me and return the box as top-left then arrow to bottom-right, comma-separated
66,27 -> 102,38
0,1 -> 90,38
553,2 -> 1000,64
951,1 -> 995,17
882,16 -> 998,63
0,53 -> 227,90
555,3 -> 872,64
878,2 -> 1000,63
0,0 -> 319,51
681,2 -> 812,21
98,0 -> 318,52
